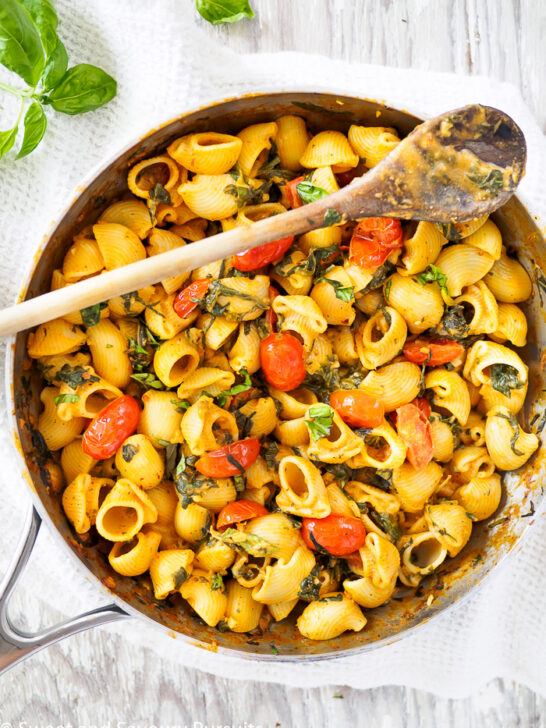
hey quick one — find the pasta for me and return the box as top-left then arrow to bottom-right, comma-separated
30,114 -> 536,644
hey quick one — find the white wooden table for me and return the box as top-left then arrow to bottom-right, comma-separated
1,1 -> 545,725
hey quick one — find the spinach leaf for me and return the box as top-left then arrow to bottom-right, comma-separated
173,567 -> 189,589
417,264 -> 450,297
211,573 -> 224,590
432,304 -> 469,340
495,411 -> 524,455
0,0 -> 45,86
122,443 -> 139,462
130,372 -> 165,390
195,0 -> 254,25
490,363 -> 524,398
54,393 -> 79,405
261,440 -> 279,469
41,36 -> 67,90
298,565 -> 321,601
217,528 -> 277,557
56,364 -> 99,389
45,63 -> 117,114
16,101 -> 46,158
360,261 -> 395,294
79,301 -> 107,327
305,403 -> 334,441
216,369 -> 251,406
323,208 -> 341,226
296,181 -> 329,204
466,167 -> 505,196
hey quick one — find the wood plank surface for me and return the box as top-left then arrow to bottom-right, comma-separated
1,0 -> 545,725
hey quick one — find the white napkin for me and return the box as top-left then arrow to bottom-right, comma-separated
1,0 -> 545,698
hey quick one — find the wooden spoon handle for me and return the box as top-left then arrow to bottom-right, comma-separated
0,192 -> 351,337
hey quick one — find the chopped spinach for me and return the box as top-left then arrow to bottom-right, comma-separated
490,363 -> 524,398
56,364 -> 99,390
80,301 -> 107,326
122,443 -> 139,462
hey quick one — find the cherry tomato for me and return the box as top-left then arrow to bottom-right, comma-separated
216,499 -> 268,530
173,279 -> 210,319
390,396 -> 431,428
395,402 -> 433,470
403,337 -> 464,366
265,286 -> 280,332
233,236 -> 294,272
260,332 -> 306,391
349,217 -> 403,271
329,390 -> 384,428
195,438 -> 261,478
302,515 -> 366,556
335,162 -> 367,187
285,176 -> 305,208
82,395 -> 140,459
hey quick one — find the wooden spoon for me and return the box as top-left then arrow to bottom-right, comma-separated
0,104 -> 526,337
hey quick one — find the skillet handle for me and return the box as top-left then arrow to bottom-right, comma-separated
0,504 -> 128,675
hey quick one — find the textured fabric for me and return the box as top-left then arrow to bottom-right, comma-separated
0,0 -> 545,698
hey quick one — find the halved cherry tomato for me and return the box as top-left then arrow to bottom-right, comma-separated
233,236 -> 294,272
395,402 -> 433,470
82,395 -> 140,459
329,390 -> 384,429
216,499 -> 268,530
260,332 -> 306,391
265,285 -> 280,332
285,176 -> 305,208
413,396 -> 432,420
173,279 -> 210,319
195,438 -> 261,478
285,175 -> 305,208
403,337 -> 464,366
349,217 -> 403,271
302,515 -> 366,556
390,396 -> 431,428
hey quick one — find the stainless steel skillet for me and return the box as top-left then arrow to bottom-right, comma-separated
2,92 -> 545,674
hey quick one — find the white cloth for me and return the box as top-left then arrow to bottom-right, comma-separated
0,0 -> 545,699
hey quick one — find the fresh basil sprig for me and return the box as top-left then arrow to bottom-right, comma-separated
196,0 -> 254,25
0,0 -> 117,160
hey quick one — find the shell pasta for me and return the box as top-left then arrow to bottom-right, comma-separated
30,114 -> 537,644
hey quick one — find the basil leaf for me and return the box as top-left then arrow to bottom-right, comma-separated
196,0 -> 254,25
41,36 -> 67,90
54,393 -> 79,405
16,101 -> 46,159
318,276 -> 354,303
296,181 -> 329,204
0,0 -> 45,86
0,125 -> 19,160
305,403 -> 334,441
216,369 -> 251,406
45,63 -> 116,115
19,0 -> 58,58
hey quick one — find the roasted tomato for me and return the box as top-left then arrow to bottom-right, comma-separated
329,390 -> 384,429
260,332 -> 306,391
233,236 -> 294,272
302,515 -> 366,556
82,395 -> 140,459
265,285 -> 280,332
216,499 -> 268,530
195,438 -> 261,478
173,279 -> 210,319
396,402 -> 433,470
285,175 -> 305,208
403,337 -> 464,366
349,217 -> 403,270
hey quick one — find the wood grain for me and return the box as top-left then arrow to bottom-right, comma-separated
1,0 -> 545,724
